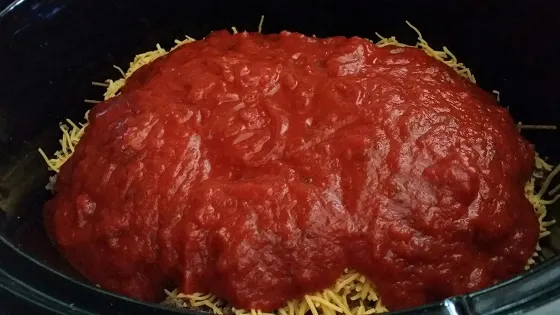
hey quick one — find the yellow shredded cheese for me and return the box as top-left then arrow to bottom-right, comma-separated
258,15 -> 265,33
172,35 -> 197,51
375,21 -> 476,83
38,19 -> 560,315
38,111 -> 90,173
519,124 -> 557,130
492,90 -> 501,102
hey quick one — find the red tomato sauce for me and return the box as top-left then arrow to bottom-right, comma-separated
45,30 -> 539,311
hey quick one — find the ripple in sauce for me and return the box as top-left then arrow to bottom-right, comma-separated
45,30 -> 539,311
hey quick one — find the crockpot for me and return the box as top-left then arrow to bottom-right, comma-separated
0,0 -> 559,314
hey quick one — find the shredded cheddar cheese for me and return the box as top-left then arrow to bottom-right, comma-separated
492,90 -> 501,102
519,124 -> 558,130
524,155 -> 559,268
38,111 -> 90,173
38,19 -> 560,315
258,15 -> 265,33
376,21 -> 475,84
172,35 -> 197,51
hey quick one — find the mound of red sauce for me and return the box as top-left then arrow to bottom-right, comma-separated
45,30 -> 539,311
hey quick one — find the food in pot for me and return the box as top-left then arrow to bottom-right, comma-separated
39,20 -> 560,315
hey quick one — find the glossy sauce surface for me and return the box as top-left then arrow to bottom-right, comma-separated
45,31 -> 539,311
